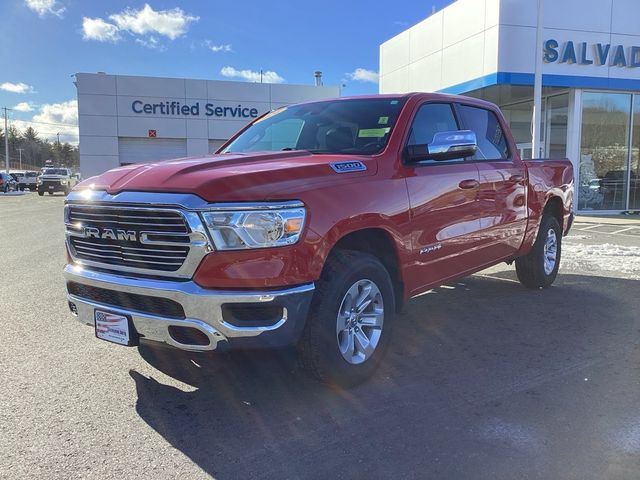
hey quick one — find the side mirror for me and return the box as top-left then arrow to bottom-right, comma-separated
406,130 -> 478,162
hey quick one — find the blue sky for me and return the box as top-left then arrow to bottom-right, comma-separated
0,0 -> 450,143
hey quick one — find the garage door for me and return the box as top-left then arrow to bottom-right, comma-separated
118,137 -> 187,165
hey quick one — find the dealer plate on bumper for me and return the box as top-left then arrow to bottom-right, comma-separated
94,310 -> 138,346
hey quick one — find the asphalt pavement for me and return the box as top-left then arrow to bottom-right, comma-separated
2,193 -> 640,480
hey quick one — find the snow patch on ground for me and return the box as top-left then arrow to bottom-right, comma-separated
0,191 -> 29,196
562,242 -> 640,278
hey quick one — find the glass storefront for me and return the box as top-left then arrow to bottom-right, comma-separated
631,96 -> 640,210
579,92 -> 635,211
467,84 -> 639,213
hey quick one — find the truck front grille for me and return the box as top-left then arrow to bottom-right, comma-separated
67,281 -> 186,319
66,205 -> 191,273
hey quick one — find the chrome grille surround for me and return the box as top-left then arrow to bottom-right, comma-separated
65,198 -> 212,279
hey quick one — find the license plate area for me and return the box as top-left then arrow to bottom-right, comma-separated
94,310 -> 138,346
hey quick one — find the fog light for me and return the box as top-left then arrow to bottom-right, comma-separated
68,301 -> 78,316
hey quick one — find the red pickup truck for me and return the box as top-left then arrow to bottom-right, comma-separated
64,93 -> 573,386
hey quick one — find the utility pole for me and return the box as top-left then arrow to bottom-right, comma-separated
56,132 -> 60,145
17,148 -> 23,170
3,107 -> 10,173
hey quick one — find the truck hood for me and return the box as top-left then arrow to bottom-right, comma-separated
78,151 -> 377,202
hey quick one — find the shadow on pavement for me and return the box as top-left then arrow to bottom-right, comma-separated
131,272 -> 640,480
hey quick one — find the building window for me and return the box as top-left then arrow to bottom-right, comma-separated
579,92 -> 632,211
631,96 -> 640,210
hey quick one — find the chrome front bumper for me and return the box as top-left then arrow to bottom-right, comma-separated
64,264 -> 315,352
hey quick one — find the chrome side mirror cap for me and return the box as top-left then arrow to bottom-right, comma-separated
406,130 -> 478,162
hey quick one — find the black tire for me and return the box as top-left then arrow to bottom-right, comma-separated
38,191 -> 44,196
48,191 -> 53,195
516,213 -> 562,289
298,250 -> 395,387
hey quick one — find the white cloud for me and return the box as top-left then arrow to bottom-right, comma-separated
0,82 -> 34,94
204,41 -> 232,53
347,68 -> 379,84
13,100 -> 79,145
109,4 -> 199,40
13,102 -> 35,112
135,36 -> 166,51
82,17 -> 120,42
220,66 -> 284,84
25,0 -> 64,18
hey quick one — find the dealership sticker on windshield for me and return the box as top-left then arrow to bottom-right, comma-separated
358,127 -> 390,138
95,310 -> 131,346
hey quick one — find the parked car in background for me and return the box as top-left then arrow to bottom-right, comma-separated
0,172 -> 18,193
15,171 -> 39,191
37,168 -> 79,196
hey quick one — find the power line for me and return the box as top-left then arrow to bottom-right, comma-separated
11,119 -> 78,128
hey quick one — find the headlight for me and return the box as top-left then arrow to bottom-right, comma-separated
36,178 -> 42,184
60,180 -> 68,185
201,205 -> 306,250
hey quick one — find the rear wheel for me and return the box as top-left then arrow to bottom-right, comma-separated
516,213 -> 562,288
298,251 -> 395,387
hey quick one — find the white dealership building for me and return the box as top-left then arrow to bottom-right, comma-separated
75,73 -> 340,178
380,0 -> 640,213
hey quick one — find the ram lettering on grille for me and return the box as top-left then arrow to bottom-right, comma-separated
66,205 -> 191,273
83,227 -> 138,242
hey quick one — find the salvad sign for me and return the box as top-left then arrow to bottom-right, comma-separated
131,100 -> 260,118
544,40 -> 640,67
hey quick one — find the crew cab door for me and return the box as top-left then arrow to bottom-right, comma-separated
456,103 -> 528,259
401,102 -> 484,295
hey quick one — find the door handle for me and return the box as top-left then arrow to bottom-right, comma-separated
458,179 -> 480,190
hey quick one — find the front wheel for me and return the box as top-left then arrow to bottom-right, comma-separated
298,251 -> 395,387
515,213 -> 562,288
38,191 -> 44,196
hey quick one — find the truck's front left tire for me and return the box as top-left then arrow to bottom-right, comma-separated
298,250 -> 395,387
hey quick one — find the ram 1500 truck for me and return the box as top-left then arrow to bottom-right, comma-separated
64,93 -> 573,386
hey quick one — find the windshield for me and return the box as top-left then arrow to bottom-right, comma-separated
222,98 -> 406,155
43,168 -> 68,175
